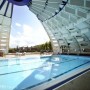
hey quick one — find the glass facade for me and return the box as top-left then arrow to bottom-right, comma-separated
0,0 -> 90,54
29,0 -> 90,54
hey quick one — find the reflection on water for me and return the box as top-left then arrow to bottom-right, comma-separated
0,55 -> 90,90
51,55 -> 62,62
35,74 -> 45,80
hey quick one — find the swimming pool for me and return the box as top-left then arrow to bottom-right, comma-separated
0,55 -> 90,90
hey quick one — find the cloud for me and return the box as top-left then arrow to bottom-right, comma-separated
15,23 -> 21,27
10,24 -> 50,48
10,6 -> 50,48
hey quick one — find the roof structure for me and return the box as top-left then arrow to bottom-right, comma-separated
0,0 -> 13,53
0,0 -> 90,55
29,0 -> 90,55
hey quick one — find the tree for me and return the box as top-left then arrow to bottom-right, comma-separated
9,41 -> 53,53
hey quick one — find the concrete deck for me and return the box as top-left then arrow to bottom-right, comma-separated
56,71 -> 90,90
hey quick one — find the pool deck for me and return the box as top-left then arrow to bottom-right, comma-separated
56,71 -> 90,90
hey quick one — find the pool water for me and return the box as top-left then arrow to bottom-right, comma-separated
0,55 -> 90,90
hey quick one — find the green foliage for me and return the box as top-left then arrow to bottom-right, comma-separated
9,41 -> 52,53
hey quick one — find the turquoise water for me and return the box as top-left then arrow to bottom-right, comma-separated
0,55 -> 90,90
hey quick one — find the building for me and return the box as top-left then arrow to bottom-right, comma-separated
0,0 -> 90,55
0,0 -> 90,90
0,0 -> 13,54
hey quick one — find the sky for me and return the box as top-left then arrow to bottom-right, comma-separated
10,5 -> 50,48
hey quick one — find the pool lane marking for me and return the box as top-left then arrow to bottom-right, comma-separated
45,68 -> 90,90
0,60 -> 90,76
25,61 -> 90,89
0,57 -> 89,68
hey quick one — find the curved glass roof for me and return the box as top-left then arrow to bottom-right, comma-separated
29,0 -> 90,54
0,0 -> 90,54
